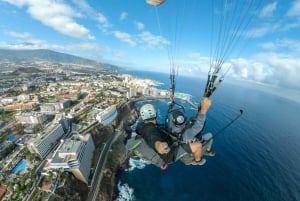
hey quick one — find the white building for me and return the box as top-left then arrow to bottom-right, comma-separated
17,94 -> 31,101
40,103 -> 57,114
45,134 -> 95,184
40,100 -> 70,114
129,87 -> 136,98
15,112 -> 47,124
27,124 -> 66,159
1,97 -> 16,105
95,105 -> 118,126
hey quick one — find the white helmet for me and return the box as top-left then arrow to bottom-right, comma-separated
140,104 -> 156,120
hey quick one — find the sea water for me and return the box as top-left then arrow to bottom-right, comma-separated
115,70 -> 300,201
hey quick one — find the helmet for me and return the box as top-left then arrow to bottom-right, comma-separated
140,104 -> 157,120
172,110 -> 186,125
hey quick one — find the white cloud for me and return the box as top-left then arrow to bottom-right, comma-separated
71,0 -> 111,32
227,54 -> 300,89
111,30 -> 169,48
134,21 -> 145,30
172,51 -> 300,90
96,13 -> 110,32
137,31 -> 169,47
246,22 -> 281,38
0,39 -> 48,50
261,38 -> 300,54
281,21 -> 300,31
259,1 -> 277,18
120,12 -> 128,21
55,43 -> 99,52
261,53 -> 300,88
246,26 -> 271,38
277,39 -> 300,52
287,0 -> 300,17
113,31 -> 136,47
261,42 -> 277,50
1,29 -> 100,56
7,31 -> 31,39
3,0 -> 94,39
0,39 -> 99,52
1,0 -> 25,7
71,0 -> 91,14
245,1 -> 300,38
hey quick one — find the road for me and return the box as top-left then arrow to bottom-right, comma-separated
86,130 -> 121,201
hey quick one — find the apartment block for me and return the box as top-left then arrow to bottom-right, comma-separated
45,134 -> 95,184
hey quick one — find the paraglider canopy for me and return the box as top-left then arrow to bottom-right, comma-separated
146,0 -> 165,6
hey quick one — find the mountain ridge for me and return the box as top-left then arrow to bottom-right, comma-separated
0,49 -> 120,71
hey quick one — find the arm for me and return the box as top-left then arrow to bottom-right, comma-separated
149,127 -> 170,154
181,98 -> 211,142
155,141 -> 170,154
199,97 -> 211,115
139,123 -> 170,154
191,97 -> 211,133
192,97 -> 211,133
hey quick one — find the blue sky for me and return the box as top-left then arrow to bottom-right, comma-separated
1,0 -> 300,92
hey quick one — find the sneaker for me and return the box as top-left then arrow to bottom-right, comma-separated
203,149 -> 215,157
191,158 -> 206,166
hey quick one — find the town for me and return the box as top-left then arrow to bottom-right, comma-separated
0,59 -> 176,201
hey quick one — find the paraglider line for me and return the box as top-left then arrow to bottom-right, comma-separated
202,109 -> 244,146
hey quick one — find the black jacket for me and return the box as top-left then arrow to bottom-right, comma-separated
136,122 -> 177,163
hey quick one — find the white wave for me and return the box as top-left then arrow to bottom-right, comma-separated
114,182 -> 135,201
175,92 -> 192,101
126,158 -> 150,171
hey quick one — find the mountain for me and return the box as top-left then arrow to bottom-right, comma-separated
11,67 -> 42,76
0,49 -> 120,71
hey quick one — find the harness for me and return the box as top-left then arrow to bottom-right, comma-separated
125,135 -> 165,168
125,124 -> 186,168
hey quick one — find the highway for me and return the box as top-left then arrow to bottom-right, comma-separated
86,129 -> 121,201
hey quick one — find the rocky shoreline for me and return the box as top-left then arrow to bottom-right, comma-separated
96,100 -> 137,201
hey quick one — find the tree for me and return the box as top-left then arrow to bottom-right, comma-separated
15,123 -> 25,135
32,124 -> 43,133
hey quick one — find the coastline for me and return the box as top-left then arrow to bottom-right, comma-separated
96,100 -> 136,201
103,97 -> 169,201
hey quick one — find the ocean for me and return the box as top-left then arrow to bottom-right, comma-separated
115,70 -> 300,201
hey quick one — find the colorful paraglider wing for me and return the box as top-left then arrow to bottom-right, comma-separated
146,0 -> 165,6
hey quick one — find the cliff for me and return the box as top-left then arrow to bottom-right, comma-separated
49,100 -> 136,201
97,101 -> 136,201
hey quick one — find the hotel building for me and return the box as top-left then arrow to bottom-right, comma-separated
44,134 -> 95,184
14,112 -> 48,124
27,124 -> 66,159
95,105 -> 118,126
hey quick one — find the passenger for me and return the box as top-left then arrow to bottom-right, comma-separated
170,97 -> 215,157
136,101 -> 210,169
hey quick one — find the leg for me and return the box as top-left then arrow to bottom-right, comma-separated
201,133 -> 215,157
189,141 -> 206,165
202,133 -> 213,151
189,141 -> 202,161
176,143 -> 206,165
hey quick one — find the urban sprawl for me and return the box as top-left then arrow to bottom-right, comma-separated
0,61 -> 181,201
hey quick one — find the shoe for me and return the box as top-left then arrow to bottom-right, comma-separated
203,149 -> 215,157
191,158 -> 206,166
